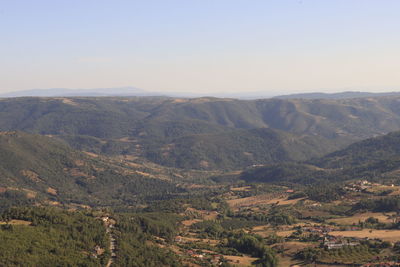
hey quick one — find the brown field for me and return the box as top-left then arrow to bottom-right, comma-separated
22,188 -> 37,199
251,225 -> 297,238
276,242 -> 318,267
20,170 -> 42,183
83,151 -> 99,157
230,186 -> 252,192
277,255 -> 303,267
134,171 -> 155,177
255,230 -> 294,237
297,209 -> 332,217
327,212 -> 395,225
252,225 -> 269,232
47,187 -> 58,196
264,197 -> 304,206
118,137 -> 137,143
224,255 -> 258,266
367,185 -> 400,193
181,219 -> 202,227
389,190 -> 400,196
45,200 -> 61,206
275,230 -> 295,237
226,193 -> 301,209
276,241 -> 317,254
69,168 -> 93,178
330,229 -> 400,242
177,234 -> 220,246
0,219 -> 31,225
203,211 -> 219,220
125,161 -> 142,168
74,159 -> 85,166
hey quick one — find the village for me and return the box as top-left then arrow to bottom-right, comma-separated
159,182 -> 400,266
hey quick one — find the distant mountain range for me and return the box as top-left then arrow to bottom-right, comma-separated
0,87 -> 159,97
274,91 -> 400,99
0,87 -> 278,99
3,87 -> 400,99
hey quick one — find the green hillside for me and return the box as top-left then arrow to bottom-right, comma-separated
1,96 -> 400,169
1,97 -> 400,140
0,207 -> 108,266
0,206 -> 182,267
140,128 -> 342,170
312,131 -> 400,169
241,130 -> 400,185
0,131 -> 185,208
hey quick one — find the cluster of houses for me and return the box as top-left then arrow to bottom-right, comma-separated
186,250 -> 224,265
300,225 -> 363,249
304,224 -> 361,233
343,179 -> 397,193
344,180 -> 373,192
90,216 -> 116,259
100,216 -> 116,258
302,225 -> 337,234
323,236 -> 360,250
174,236 -> 226,265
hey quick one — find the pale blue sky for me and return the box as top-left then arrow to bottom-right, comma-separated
1,0 -> 400,94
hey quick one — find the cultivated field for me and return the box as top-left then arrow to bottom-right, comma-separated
330,229 -> 400,242
252,227 -> 294,238
327,212 -> 395,225
224,255 -> 258,266
226,193 -> 302,209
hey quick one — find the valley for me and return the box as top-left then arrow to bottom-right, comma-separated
5,0 -> 400,265
1,96 -> 400,266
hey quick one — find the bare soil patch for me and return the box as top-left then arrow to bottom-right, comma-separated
0,219 -> 32,225
224,255 -> 258,266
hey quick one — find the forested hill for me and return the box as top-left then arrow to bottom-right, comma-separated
1,96 -> 400,169
3,97 -> 400,139
0,131 -> 184,208
241,130 -> 400,185
311,131 -> 400,169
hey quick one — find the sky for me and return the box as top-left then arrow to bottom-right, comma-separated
1,0 -> 400,95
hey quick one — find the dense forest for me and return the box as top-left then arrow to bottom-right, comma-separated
1,96 -> 400,169
0,207 -> 108,266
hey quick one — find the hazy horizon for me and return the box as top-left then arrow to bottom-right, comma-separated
3,86 -> 400,99
2,0 -> 400,94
